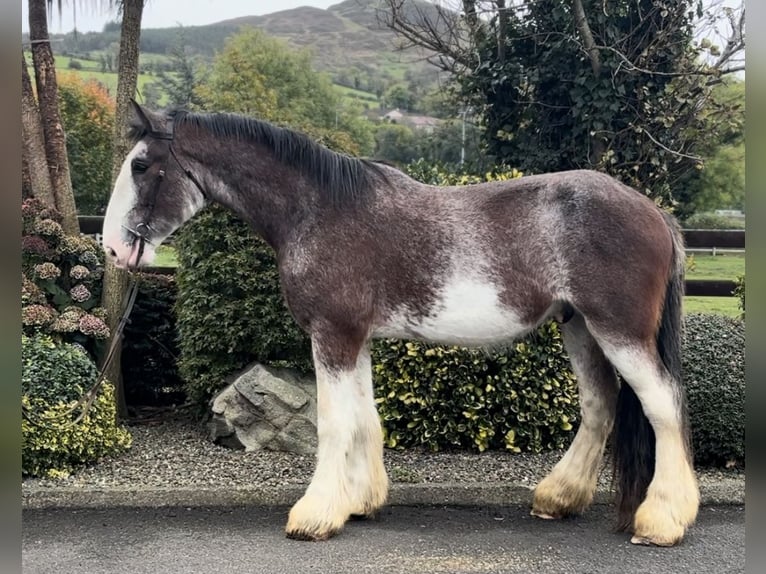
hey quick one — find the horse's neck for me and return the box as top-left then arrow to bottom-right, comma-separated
203,151 -> 317,251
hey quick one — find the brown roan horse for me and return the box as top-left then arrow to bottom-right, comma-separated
103,101 -> 699,546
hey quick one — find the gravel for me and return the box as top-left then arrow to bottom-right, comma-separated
22,412 -> 743,499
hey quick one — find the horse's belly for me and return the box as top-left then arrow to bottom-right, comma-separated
374,278 -> 532,346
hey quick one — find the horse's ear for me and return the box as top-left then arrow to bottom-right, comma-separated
129,99 -> 153,132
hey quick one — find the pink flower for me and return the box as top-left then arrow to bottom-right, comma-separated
34,262 -> 61,280
70,265 -> 91,280
70,284 -> 92,303
22,275 -> 46,305
33,219 -> 64,239
22,236 -> 53,258
22,304 -> 57,327
78,314 -> 110,339
51,309 -> 81,333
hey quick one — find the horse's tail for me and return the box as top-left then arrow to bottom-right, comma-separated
613,212 -> 689,531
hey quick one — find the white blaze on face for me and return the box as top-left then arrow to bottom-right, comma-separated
102,142 -> 147,268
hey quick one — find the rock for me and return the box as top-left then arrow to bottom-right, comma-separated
208,363 -> 317,454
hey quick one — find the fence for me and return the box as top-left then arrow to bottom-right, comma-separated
79,217 -> 744,298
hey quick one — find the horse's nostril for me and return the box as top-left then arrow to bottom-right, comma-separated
105,246 -> 117,259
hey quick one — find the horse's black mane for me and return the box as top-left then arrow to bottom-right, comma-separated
131,109 -> 388,206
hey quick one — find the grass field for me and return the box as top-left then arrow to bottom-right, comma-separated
151,249 -> 744,317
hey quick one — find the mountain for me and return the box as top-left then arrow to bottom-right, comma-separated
209,0 -> 443,79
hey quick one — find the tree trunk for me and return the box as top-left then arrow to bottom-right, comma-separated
28,0 -> 79,235
111,0 -> 145,184
22,50 -> 56,209
571,0 -> 606,165
102,0 -> 146,419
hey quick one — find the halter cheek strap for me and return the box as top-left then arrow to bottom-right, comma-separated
126,116 -> 209,268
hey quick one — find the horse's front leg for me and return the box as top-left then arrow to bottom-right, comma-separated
285,336 -> 388,541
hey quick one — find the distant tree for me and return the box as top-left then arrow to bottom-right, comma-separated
157,28 -> 204,109
373,123 -> 419,165
68,58 -> 82,70
196,27 -> 373,154
382,83 -> 414,111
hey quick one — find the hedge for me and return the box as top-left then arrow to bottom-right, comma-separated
122,272 -> 185,406
682,313 -> 744,467
22,334 -> 131,478
174,206 -> 313,406
371,322 -> 579,453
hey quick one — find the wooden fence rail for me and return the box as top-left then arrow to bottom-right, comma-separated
79,217 -> 744,297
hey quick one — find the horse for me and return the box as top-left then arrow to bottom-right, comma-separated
103,101 -> 699,546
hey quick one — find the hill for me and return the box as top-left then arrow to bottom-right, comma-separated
33,0 -> 448,95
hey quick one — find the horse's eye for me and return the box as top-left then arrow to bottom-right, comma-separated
131,158 -> 149,173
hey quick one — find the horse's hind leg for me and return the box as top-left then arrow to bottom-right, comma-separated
532,312 -> 619,519
596,339 -> 699,546
285,335 -> 388,541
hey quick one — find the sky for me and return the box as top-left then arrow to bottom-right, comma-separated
21,1 -> 340,34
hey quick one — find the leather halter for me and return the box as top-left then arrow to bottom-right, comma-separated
123,116 -> 208,268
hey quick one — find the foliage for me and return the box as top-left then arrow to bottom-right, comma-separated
373,120 -> 487,169
22,198 -> 109,361
154,27 -> 205,110
682,314 -> 744,467
371,322 -> 579,452
174,206 -> 313,406
122,273 -> 185,406
194,27 -> 373,155
387,0 -> 744,209
674,80 -> 746,219
682,212 -> 745,230
733,275 -> 745,320
22,334 -> 131,478
57,72 -> 115,215
373,123 -> 420,166
405,158 -> 523,186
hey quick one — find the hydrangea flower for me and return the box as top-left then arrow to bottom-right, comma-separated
33,218 -> 64,239
34,262 -> 61,280
70,265 -> 91,280
22,275 -> 46,305
22,304 -> 57,327
78,250 -> 100,267
70,284 -> 92,303
51,309 -> 81,333
62,306 -> 86,318
21,235 -> 53,258
78,314 -> 110,339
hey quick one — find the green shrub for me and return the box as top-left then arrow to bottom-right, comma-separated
22,334 -> 131,478
122,272 -> 185,406
371,321 -> 579,453
733,274 -> 745,320
682,313 -> 744,467
683,212 -> 745,230
174,206 -> 313,406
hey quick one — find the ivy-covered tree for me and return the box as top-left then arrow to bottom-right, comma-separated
383,0 -> 745,207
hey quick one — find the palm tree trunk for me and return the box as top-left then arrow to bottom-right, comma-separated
22,50 -> 56,209
102,0 -> 146,419
28,0 -> 79,235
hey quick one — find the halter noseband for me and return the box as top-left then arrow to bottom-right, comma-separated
124,115 -> 208,268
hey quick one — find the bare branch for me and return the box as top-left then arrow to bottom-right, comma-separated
572,0 -> 601,76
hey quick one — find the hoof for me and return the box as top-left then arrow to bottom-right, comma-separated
285,493 -> 347,542
531,475 -> 592,520
285,526 -> 341,542
630,534 -> 681,547
530,509 -> 560,520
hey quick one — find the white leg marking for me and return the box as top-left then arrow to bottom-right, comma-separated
345,347 -> 388,516
533,317 -> 617,518
286,344 -> 387,539
601,345 -> 699,546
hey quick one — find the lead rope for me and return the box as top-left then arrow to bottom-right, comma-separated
22,272 -> 142,430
